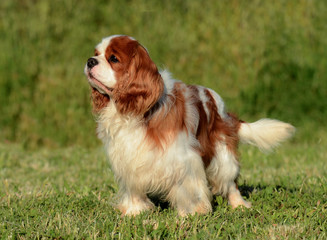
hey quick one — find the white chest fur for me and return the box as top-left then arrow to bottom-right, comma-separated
96,102 -> 204,195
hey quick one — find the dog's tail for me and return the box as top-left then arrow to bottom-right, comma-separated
238,119 -> 295,152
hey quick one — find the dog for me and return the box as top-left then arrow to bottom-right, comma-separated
84,35 -> 295,216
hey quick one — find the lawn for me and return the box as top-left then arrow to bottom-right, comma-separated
1,0 -> 327,239
1,133 -> 326,239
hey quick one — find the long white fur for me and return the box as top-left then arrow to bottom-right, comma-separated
238,119 -> 296,152
97,109 -> 212,216
96,75 -> 213,216
87,35 -> 295,216
96,72 -> 293,215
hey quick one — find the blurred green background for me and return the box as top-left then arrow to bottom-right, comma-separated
1,0 -> 326,149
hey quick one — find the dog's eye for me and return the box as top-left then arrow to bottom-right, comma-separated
109,55 -> 119,63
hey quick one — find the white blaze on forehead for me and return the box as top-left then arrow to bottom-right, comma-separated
95,35 -> 136,53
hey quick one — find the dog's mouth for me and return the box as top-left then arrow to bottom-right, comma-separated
87,72 -> 113,96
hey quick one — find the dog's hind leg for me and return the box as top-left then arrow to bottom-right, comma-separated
206,143 -> 251,209
227,182 -> 252,209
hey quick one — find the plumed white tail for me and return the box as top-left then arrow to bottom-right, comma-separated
238,119 -> 295,152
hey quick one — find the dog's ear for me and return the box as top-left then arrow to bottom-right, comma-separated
113,43 -> 164,116
91,88 -> 110,113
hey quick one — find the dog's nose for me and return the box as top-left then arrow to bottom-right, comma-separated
87,58 -> 98,69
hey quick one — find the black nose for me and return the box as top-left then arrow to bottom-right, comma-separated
87,58 -> 98,69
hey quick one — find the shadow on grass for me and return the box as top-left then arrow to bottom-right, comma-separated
148,183 -> 300,213
149,195 -> 170,212
239,184 -> 298,197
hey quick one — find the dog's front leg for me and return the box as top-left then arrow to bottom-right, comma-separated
116,190 -> 154,216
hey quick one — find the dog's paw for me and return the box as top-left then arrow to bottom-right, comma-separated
228,191 -> 252,209
118,197 -> 154,217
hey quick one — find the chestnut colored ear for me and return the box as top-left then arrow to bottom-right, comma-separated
91,88 -> 110,113
113,44 -> 164,116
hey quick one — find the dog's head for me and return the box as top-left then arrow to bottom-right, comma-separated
84,35 -> 164,115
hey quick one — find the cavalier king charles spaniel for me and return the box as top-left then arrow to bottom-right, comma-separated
84,35 -> 295,216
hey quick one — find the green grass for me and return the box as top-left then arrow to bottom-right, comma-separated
1,134 -> 326,239
1,0 -> 327,238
